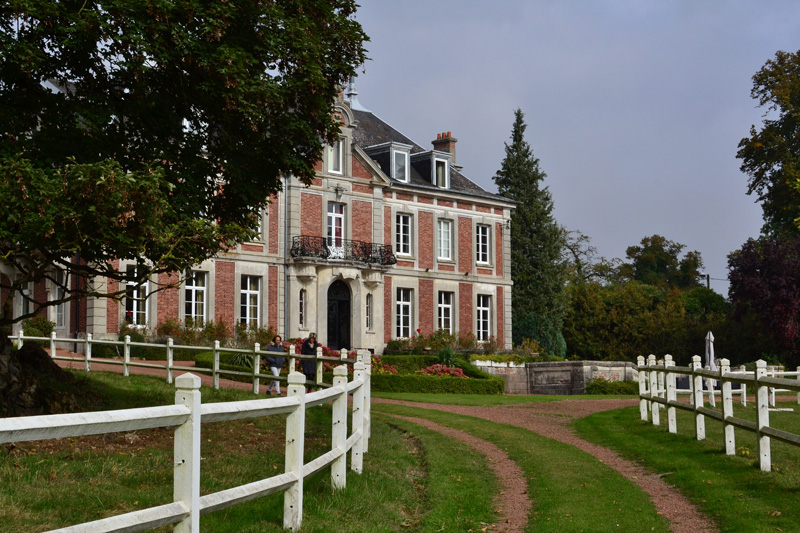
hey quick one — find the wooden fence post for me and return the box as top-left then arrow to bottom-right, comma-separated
284,372 -> 307,531
166,338 -> 174,384
740,365 -> 748,406
17,328 -> 23,348
288,344 -> 296,374
691,355 -> 705,441
85,333 -> 93,372
648,355 -> 659,426
637,356 -> 648,421
720,358 -> 735,455
213,340 -> 220,390
796,366 -> 800,405
331,365 -> 348,489
351,361 -> 366,474
755,360 -> 771,472
174,373 -> 202,533
664,355 -> 676,434
123,334 -> 130,377
253,343 -> 262,395
49,331 -> 56,357
315,346 -> 323,388
362,350 -> 372,451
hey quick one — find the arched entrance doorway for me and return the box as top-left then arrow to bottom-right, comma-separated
327,280 -> 351,350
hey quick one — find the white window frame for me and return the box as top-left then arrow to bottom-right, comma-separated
327,139 -> 343,174
125,266 -> 149,327
396,288 -> 412,338
476,294 -> 491,341
54,270 -> 65,328
437,219 -> 452,261
395,213 -> 412,256
366,293 -> 373,331
299,289 -> 306,329
476,224 -> 491,264
184,271 -> 207,326
434,157 -> 449,188
393,149 -> 409,182
240,275 -> 261,327
327,203 -> 345,259
20,281 -> 33,318
437,291 -> 453,334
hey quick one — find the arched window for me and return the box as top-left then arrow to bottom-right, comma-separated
299,289 -> 306,329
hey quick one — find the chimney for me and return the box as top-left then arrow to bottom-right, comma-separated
432,131 -> 457,166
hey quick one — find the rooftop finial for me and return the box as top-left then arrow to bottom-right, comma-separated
345,74 -> 369,112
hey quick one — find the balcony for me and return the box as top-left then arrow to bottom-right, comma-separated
290,235 -> 397,266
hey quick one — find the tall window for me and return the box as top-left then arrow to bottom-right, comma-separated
476,224 -> 490,264
437,219 -> 452,261
185,272 -> 207,326
240,275 -> 261,327
396,288 -> 412,338
299,289 -> 306,329
327,139 -> 343,174
435,158 -> 448,188
20,282 -> 33,317
395,213 -> 411,256
476,294 -> 491,341
366,293 -> 373,331
327,203 -> 345,259
437,291 -> 453,334
54,270 -> 65,328
125,266 -> 148,326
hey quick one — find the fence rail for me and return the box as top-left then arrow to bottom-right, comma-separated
0,360 -> 371,531
637,354 -> 800,472
15,329 -> 359,393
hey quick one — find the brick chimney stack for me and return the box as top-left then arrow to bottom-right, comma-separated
432,131 -> 457,166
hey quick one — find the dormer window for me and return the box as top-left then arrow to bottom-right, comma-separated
393,150 -> 409,182
327,139 -> 343,174
435,158 -> 449,188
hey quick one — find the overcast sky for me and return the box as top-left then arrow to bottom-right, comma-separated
352,1 -> 800,295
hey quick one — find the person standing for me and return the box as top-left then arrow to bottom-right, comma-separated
300,332 -> 320,391
264,335 -> 286,396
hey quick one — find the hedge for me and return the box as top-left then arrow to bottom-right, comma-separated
371,373 -> 504,395
379,355 -> 438,374
584,377 -> 639,395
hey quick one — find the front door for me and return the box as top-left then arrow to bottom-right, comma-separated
327,280 -> 351,351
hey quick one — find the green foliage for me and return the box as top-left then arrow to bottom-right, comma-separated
21,315 -> 54,338
584,378 -> 639,395
0,1 -> 368,325
618,234 -> 704,289
513,312 -> 566,358
494,109 -> 568,352
437,347 -> 454,366
737,49 -> 800,236
371,374 -> 504,395
468,353 -> 535,365
379,355 -> 439,374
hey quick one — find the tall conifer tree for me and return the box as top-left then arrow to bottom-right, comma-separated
494,109 -> 567,355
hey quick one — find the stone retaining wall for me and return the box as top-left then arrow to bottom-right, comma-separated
473,360 -> 638,395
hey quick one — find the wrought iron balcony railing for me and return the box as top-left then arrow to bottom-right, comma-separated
290,235 -> 397,266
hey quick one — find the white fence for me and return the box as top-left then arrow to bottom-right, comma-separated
637,354 -> 800,472
0,366 -> 370,532
15,329 -> 359,392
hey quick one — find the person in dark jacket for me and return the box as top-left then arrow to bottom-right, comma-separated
300,332 -> 320,391
264,335 -> 286,395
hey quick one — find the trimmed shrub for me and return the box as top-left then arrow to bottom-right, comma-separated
379,355 -> 438,374
584,377 -> 639,395
21,315 -> 55,337
371,373 -> 504,395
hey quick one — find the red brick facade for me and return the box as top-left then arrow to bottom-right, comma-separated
458,217 -> 473,274
459,282 -> 473,333
215,261 -> 235,325
157,272 -> 180,320
352,200 -> 372,243
419,211 -> 433,271
301,193 -> 322,238
352,158 -> 372,182
419,279 -> 433,336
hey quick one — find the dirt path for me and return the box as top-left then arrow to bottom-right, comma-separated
374,398 -> 717,533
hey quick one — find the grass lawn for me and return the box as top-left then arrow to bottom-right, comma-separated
374,391 -> 633,406
372,402 -> 671,532
0,371 -> 501,532
575,400 -> 800,532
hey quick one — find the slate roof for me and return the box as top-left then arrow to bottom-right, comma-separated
350,108 -> 510,203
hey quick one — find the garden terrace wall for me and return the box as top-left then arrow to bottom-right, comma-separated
472,360 -> 639,395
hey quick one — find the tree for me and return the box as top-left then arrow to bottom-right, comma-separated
494,109 -> 567,354
618,234 -> 704,289
728,237 -> 800,365
737,50 -> 800,236
0,0 -> 368,325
